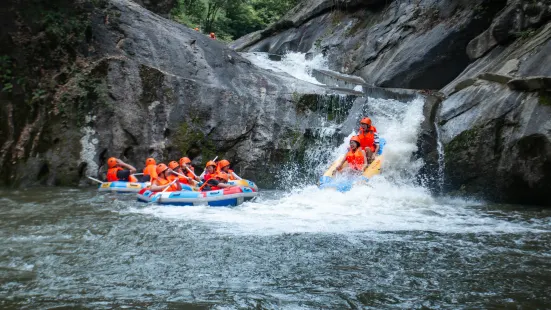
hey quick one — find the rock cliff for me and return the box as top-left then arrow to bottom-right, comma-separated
0,0 -> 342,188
233,0 -> 551,205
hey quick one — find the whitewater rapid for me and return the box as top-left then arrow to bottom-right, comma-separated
127,52 -> 549,237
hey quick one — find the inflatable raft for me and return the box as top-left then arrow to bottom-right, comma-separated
98,181 -> 150,193
137,179 -> 259,207
319,138 -> 385,192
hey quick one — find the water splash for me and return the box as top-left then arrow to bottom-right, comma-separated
241,52 -> 328,85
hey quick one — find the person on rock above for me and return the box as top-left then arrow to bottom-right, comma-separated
357,117 -> 380,163
210,32 -> 216,39
180,157 -> 201,182
142,158 -> 158,182
169,160 -> 195,185
201,161 -> 218,182
150,163 -> 182,192
217,159 -> 242,180
200,173 -> 236,191
336,136 -> 367,173
106,157 -> 138,182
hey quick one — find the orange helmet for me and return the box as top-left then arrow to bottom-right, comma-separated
179,157 -> 191,166
216,173 -> 229,182
146,158 -> 156,166
194,27 -> 199,31
168,161 -> 179,170
218,159 -> 230,169
350,136 -> 361,146
210,32 -> 215,36
107,157 -> 117,168
206,160 -> 217,168
360,117 -> 372,126
156,163 -> 169,175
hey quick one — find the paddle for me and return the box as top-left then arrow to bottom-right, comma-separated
150,178 -> 178,203
87,176 -> 104,184
172,170 -> 200,187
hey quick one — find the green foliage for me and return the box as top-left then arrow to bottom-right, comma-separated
515,29 -> 536,39
539,92 -> 551,106
0,56 -> 14,93
171,0 -> 299,40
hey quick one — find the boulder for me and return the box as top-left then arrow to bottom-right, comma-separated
0,0 -> 350,188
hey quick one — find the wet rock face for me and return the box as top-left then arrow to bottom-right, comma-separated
439,21 -> 551,205
467,0 -> 551,60
233,0 -> 508,90
0,0 -> 338,188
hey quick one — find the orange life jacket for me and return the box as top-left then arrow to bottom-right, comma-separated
218,170 -> 236,180
203,172 -> 215,182
143,164 -> 158,181
358,128 -> 376,152
107,167 -> 122,182
129,175 -> 138,183
346,148 -> 365,170
153,176 -> 179,192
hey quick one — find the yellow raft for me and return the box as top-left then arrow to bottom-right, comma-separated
319,138 -> 385,192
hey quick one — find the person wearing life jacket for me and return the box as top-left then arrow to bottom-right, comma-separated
359,117 -> 377,133
337,136 -> 367,172
194,27 -> 199,31
201,160 -> 217,182
142,158 -> 158,182
210,32 -> 216,39
357,117 -> 380,163
217,159 -> 242,180
179,157 -> 201,182
199,173 -> 236,192
169,160 -> 195,185
150,163 -> 182,192
106,157 -> 138,182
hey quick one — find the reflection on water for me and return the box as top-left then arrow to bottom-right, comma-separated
1,188 -> 550,309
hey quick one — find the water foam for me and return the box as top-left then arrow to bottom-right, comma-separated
241,52 -> 328,85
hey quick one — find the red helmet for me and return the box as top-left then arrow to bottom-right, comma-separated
146,158 -> 156,166
216,173 -> 229,182
360,117 -> 372,126
206,160 -> 217,168
156,163 -> 169,175
168,161 -> 179,170
218,159 -> 230,169
107,157 -> 117,168
350,136 -> 361,146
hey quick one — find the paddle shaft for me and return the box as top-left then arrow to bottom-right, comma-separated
87,176 -> 104,184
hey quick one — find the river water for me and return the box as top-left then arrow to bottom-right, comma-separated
2,52 -> 551,309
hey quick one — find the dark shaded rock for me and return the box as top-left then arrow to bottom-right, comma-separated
236,0 -> 508,90
508,76 -> 551,91
442,23 -> 551,96
478,72 -> 513,84
267,54 -> 282,61
439,81 -> 551,205
415,94 -> 443,192
467,0 -> 551,60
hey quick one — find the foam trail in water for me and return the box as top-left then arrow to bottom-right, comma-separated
241,52 -> 328,85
